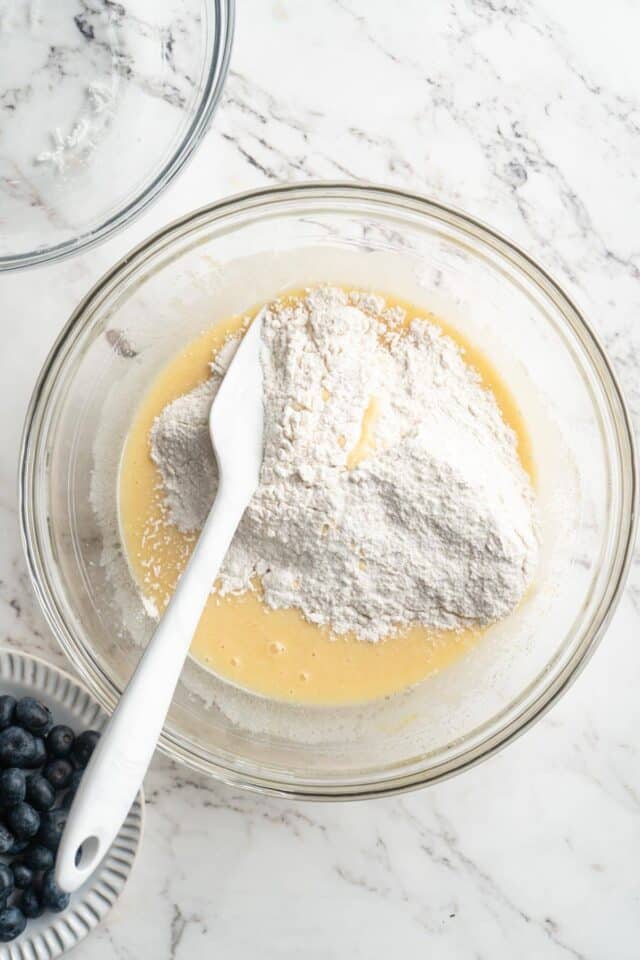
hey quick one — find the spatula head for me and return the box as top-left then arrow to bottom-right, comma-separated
209,311 -> 265,500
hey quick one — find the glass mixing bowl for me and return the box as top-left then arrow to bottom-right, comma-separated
20,183 -> 637,798
0,0 -> 233,270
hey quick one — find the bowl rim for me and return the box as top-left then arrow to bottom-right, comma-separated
19,181 -> 638,799
0,0 -> 235,273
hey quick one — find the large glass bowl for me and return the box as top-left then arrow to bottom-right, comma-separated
19,183 -> 637,798
0,0 -> 233,271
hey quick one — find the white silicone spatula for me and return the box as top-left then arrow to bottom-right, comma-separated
56,312 -> 265,893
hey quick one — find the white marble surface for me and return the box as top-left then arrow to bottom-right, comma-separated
2,1 -> 640,956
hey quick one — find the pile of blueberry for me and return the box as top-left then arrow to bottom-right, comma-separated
0,694 -> 100,942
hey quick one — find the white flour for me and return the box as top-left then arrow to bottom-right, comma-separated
150,287 -> 538,641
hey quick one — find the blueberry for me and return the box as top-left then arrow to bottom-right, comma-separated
38,808 -> 67,852
11,863 -> 32,890
20,887 -> 44,919
24,736 -> 47,770
0,768 -> 26,806
6,803 -> 40,841
67,769 -> 83,792
60,769 -> 83,811
0,697 -> 16,731
0,727 -> 36,768
43,759 -> 73,790
0,905 -> 26,942
71,730 -> 100,769
0,826 -> 14,854
7,838 -> 29,855
41,870 -> 70,913
23,843 -> 54,871
25,774 -> 56,812
15,698 -> 51,736
0,865 -> 13,900
46,725 -> 75,760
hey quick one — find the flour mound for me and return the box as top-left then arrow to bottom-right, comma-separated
150,287 -> 538,641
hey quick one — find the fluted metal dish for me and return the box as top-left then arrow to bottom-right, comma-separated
0,649 -> 143,959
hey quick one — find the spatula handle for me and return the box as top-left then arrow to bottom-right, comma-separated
56,480 -> 246,892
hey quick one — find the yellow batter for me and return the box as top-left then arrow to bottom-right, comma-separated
118,291 -> 533,705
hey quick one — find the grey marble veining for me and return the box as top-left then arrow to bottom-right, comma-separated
1,1 -> 639,957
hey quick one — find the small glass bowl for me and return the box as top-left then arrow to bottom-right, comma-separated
0,0 -> 233,270
20,183 -> 637,798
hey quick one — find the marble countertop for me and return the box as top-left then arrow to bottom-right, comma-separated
2,1 -> 639,956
